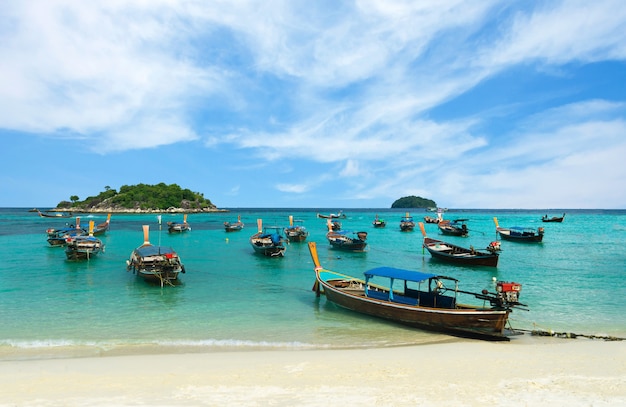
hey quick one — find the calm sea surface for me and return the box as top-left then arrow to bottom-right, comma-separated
1,208 -> 624,360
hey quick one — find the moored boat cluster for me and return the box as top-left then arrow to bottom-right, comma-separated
39,209 -> 566,340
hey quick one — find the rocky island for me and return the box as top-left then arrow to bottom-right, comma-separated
54,183 -> 226,213
391,195 -> 436,209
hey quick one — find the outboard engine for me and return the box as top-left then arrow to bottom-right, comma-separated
496,281 -> 522,304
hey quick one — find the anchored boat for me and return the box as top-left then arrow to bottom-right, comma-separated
126,225 -> 185,286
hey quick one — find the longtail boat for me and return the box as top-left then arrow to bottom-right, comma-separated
126,225 -> 185,286
419,222 -> 499,267
400,212 -> 415,231
37,209 -> 73,218
284,215 -> 308,242
437,219 -> 469,237
326,220 -> 367,251
250,219 -> 286,257
541,213 -> 565,223
494,217 -> 544,243
46,217 -> 86,246
65,220 -> 104,260
372,214 -> 386,228
167,214 -> 191,233
308,242 -> 526,341
224,215 -> 244,232
92,213 -> 111,236
316,211 -> 346,219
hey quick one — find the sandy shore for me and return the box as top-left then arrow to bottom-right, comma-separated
1,337 -> 624,406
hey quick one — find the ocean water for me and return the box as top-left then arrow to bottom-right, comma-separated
0,208 -> 624,360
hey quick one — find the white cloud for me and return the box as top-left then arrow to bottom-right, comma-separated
1,1 -> 626,208
482,0 -> 626,67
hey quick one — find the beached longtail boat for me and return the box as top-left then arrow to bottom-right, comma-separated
126,225 -> 185,286
249,219 -> 287,257
494,217 -> 544,243
284,215 -> 308,242
419,222 -> 499,267
308,242 -> 526,341
65,220 -> 104,260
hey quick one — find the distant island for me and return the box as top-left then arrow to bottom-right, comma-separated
391,195 -> 436,209
54,183 -> 224,213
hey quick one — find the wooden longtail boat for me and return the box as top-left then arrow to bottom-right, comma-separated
423,216 -> 440,224
126,225 -> 185,286
284,215 -> 308,242
400,212 -> 415,231
541,213 -> 565,223
45,217 -> 86,246
92,213 -> 111,236
224,215 -> 244,232
326,220 -> 367,251
167,214 -> 191,233
317,211 -> 346,219
419,223 -> 499,267
65,220 -> 104,260
250,219 -> 287,257
494,217 -> 544,243
438,219 -> 468,237
37,209 -> 73,218
308,242 -> 526,341
372,214 -> 386,228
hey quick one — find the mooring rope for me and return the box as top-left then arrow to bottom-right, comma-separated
511,322 -> 625,341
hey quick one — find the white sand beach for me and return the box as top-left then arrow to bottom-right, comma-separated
1,337 -> 624,406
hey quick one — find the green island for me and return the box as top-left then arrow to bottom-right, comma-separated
391,195 -> 436,209
55,183 -> 223,213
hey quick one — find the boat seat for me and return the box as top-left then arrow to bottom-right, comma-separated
366,289 -> 389,301
392,294 -> 418,305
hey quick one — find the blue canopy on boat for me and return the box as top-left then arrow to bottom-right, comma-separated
135,245 -> 176,256
364,267 -> 437,282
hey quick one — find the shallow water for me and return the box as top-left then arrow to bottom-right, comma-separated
0,208 -> 624,360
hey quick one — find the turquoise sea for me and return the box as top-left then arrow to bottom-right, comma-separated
1,208 -> 625,360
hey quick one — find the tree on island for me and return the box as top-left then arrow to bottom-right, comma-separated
391,195 -> 436,209
57,183 -> 216,211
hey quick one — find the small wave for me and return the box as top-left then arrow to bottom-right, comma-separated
0,338 -> 326,357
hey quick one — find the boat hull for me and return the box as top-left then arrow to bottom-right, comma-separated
328,240 -> 367,251
497,228 -> 544,242
400,223 -> 415,231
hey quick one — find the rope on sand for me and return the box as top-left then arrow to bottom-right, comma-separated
515,327 -> 624,341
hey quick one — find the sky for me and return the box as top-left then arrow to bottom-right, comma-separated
1,1 -> 625,209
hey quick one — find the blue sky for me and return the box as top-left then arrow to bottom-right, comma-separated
1,1 -> 625,209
